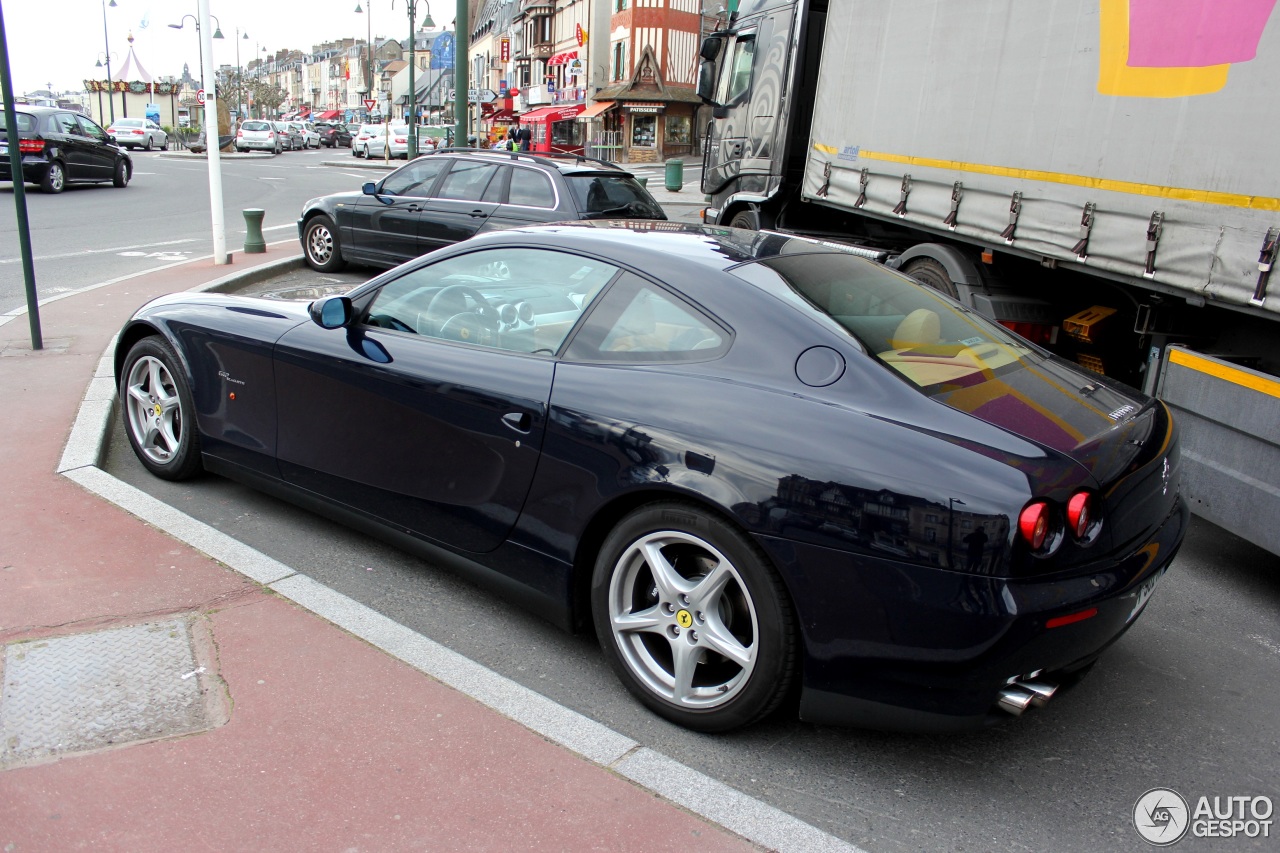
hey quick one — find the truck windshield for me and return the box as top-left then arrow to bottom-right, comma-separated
737,252 -> 1041,393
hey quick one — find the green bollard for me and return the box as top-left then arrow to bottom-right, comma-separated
243,208 -> 266,254
665,158 -> 684,192
635,175 -> 648,189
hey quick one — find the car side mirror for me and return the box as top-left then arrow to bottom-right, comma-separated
309,295 -> 355,329
108,135 -> 117,145
362,181 -> 379,195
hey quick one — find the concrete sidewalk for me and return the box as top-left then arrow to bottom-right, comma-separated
0,248 -> 850,851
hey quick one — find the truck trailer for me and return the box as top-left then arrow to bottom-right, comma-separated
697,0 -> 1280,556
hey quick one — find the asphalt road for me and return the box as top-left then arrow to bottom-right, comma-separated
0,146 -> 384,316
8,151 -> 1279,851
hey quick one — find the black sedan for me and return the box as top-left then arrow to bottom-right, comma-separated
0,106 -> 131,193
296,149 -> 665,272
115,224 -> 1187,732
315,121 -> 353,148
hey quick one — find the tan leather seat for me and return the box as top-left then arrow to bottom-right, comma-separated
890,309 -> 941,349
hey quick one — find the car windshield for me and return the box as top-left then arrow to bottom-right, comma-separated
242,121 -> 270,131
733,251 -> 1042,395
566,175 -> 664,219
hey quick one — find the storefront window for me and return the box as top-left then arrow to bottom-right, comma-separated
664,115 -> 691,145
550,118 -> 581,147
630,115 -> 656,148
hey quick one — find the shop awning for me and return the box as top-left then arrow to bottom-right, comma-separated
519,103 -> 586,123
575,101 -> 615,121
316,110 -> 341,120
547,50 -> 579,66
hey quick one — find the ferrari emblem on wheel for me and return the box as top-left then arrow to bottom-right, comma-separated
676,609 -> 693,628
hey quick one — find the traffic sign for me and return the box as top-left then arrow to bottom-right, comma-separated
363,99 -> 377,111
477,89 -> 497,103
196,89 -> 206,106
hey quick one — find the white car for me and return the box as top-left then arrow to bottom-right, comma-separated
106,118 -> 167,151
351,124 -> 384,158
289,122 -> 321,149
236,119 -> 285,153
363,125 -> 432,159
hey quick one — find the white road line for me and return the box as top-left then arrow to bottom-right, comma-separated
260,177 -> 286,181
55,328 -> 866,853
0,238 -> 198,265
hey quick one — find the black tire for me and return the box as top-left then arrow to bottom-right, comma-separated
900,256 -> 960,299
728,210 -> 758,230
144,136 -> 153,151
119,336 -> 203,481
303,215 -> 346,272
591,502 -> 797,732
112,159 -> 129,188
41,161 -> 65,194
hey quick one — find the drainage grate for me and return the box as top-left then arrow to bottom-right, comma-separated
1,617 -> 224,769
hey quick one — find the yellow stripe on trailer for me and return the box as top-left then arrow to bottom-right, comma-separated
1167,348 -> 1280,399
810,144 -> 1280,212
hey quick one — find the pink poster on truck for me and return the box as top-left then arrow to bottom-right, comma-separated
1126,0 -> 1276,67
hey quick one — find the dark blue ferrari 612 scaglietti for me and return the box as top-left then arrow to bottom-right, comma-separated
115,223 -> 1188,732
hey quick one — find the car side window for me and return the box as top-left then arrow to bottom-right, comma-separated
565,273 -> 730,362
436,161 -> 501,201
76,116 -> 108,140
509,168 -> 556,208
381,159 -> 447,197
362,248 -> 619,354
55,113 -> 82,135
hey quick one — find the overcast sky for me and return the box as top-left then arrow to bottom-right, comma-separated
3,0 -> 460,95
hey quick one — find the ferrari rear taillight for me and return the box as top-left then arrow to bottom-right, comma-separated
1018,501 -> 1051,550
18,139 -> 43,154
1066,492 -> 1094,539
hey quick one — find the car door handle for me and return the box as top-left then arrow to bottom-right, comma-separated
502,412 -> 532,433
467,209 -> 488,218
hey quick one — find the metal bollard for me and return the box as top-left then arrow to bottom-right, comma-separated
243,209 -> 266,254
635,176 -> 648,189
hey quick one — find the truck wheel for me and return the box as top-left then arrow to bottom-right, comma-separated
729,210 -> 758,231
900,256 -> 960,300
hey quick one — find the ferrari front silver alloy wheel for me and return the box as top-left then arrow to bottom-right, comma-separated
124,354 -> 184,466
606,530 -> 759,710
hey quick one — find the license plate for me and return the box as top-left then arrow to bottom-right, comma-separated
1126,567 -> 1166,623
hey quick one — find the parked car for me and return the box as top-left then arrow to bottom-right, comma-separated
115,223 -> 1187,732
236,119 -> 284,153
273,121 -> 303,150
289,122 -> 321,149
315,121 -> 352,148
351,123 -> 384,158
0,106 -> 131,193
105,117 -> 168,151
299,149 -> 666,271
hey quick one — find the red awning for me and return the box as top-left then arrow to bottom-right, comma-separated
316,110 -> 341,120
547,50 -> 579,66
519,104 -> 586,124
298,106 -> 311,118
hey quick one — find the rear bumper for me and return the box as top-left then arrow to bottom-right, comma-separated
0,157 -> 51,183
758,494 -> 1188,731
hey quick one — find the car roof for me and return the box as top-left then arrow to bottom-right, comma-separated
422,148 -> 634,176
459,222 -> 845,277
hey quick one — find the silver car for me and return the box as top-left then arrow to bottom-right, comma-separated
273,121 -> 302,150
106,118 -> 167,151
236,119 -> 284,153
289,122 -> 321,149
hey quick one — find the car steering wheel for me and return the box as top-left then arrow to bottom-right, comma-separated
438,311 -> 494,344
426,285 -> 492,319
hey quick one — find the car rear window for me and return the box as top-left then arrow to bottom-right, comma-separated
113,118 -> 144,127
733,252 -> 1042,395
6,112 -> 37,132
566,175 -> 664,219
242,121 -> 270,131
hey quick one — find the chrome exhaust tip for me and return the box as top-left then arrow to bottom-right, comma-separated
997,687 -> 1035,716
1014,680 -> 1058,709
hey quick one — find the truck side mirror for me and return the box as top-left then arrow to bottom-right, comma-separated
699,35 -> 723,62
697,61 -> 720,107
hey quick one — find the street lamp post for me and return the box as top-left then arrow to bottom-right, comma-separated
392,0 -> 434,157
168,13 -> 224,92
94,51 -> 118,125
100,0 -> 118,123
235,28 -> 249,120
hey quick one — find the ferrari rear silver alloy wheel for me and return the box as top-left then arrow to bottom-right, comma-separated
607,530 -> 759,711
124,354 -> 184,466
